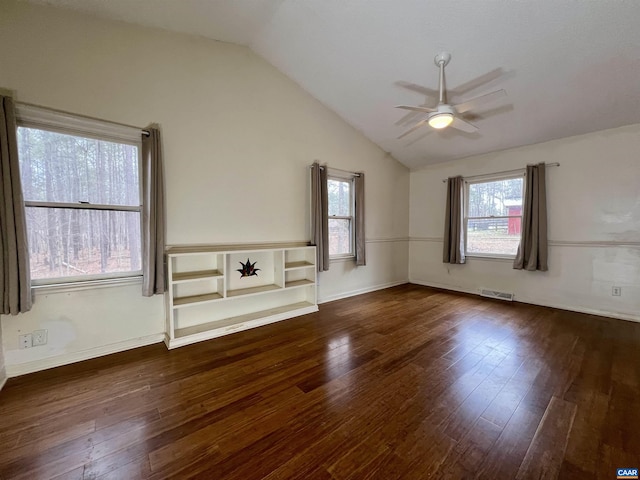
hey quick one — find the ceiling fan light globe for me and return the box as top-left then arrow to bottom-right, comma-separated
428,113 -> 453,129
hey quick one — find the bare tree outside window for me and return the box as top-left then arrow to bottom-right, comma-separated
465,176 -> 524,257
327,177 -> 353,257
17,127 -> 141,281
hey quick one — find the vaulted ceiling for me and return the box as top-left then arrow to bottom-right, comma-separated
29,0 -> 640,169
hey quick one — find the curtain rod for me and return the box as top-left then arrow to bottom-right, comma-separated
441,162 -> 560,183
309,163 -> 361,177
15,101 -> 150,137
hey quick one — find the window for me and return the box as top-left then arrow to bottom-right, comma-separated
328,175 -> 355,257
16,106 -> 142,284
464,174 -> 524,258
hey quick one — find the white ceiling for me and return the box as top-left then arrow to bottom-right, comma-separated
29,0 -> 640,169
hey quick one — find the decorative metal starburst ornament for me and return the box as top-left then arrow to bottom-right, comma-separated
237,258 -> 260,278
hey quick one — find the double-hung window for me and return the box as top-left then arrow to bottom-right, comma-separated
327,175 -> 355,258
16,105 -> 143,284
464,174 -> 524,258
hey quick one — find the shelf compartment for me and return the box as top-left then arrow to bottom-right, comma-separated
284,247 -> 316,267
284,279 -> 315,289
284,261 -> 314,271
170,301 -> 318,346
172,269 -> 223,283
174,292 -> 223,307
227,284 -> 281,298
227,251 -> 276,293
284,259 -> 315,291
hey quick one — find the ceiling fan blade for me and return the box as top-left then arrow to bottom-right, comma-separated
449,68 -> 504,96
450,117 -> 478,133
460,104 -> 514,122
404,128 -> 433,147
395,81 -> 440,99
398,119 -> 429,139
453,89 -> 506,114
395,103 -> 434,125
395,105 -> 436,113
395,111 -> 422,126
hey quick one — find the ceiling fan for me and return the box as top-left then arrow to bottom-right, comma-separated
395,52 -> 506,138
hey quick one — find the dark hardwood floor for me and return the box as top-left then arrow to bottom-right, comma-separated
1,284 -> 639,479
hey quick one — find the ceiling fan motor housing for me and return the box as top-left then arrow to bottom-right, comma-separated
428,104 -> 455,129
433,104 -> 455,116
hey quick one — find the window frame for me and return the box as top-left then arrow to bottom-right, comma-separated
327,172 -> 356,260
15,105 -> 144,286
463,171 -> 525,260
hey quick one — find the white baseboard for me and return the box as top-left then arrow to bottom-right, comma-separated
5,333 -> 165,378
409,279 -> 640,323
513,296 -> 640,323
0,368 -> 7,391
318,280 -> 408,304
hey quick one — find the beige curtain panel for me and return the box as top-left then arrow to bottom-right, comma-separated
443,176 -> 466,264
354,172 -> 366,266
311,162 -> 329,271
514,163 -> 548,271
0,96 -> 32,314
141,125 -> 166,296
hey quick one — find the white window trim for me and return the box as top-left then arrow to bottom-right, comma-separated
32,270 -> 143,287
464,171 -> 525,259
327,173 -> 356,260
16,105 -> 144,287
32,275 -> 143,296
15,103 -> 143,145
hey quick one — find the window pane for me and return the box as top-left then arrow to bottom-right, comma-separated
328,218 -> 352,256
25,207 -> 142,280
467,218 -> 521,256
17,127 -> 140,206
328,179 -> 351,216
468,177 -> 523,217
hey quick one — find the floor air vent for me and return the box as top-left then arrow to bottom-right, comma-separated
480,289 -> 514,301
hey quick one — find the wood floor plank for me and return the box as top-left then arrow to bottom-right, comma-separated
562,388 -> 610,476
1,284 -> 639,479
516,396 -> 578,479
434,416 -> 503,478
392,425 -> 458,479
440,348 -> 525,442
51,466 -> 85,480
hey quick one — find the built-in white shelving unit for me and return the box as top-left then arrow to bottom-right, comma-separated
165,244 -> 317,349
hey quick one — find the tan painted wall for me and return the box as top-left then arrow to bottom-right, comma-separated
0,1 -> 409,375
409,124 -> 640,321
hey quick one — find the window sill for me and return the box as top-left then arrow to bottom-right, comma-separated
329,255 -> 356,263
465,254 -> 515,263
32,275 -> 143,296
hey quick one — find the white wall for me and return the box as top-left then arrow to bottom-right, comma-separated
0,1 -> 409,375
410,124 -> 640,322
2,282 -> 165,376
0,325 -> 6,390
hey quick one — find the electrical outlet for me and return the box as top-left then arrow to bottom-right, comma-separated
32,329 -> 48,346
612,286 -> 622,296
19,333 -> 32,349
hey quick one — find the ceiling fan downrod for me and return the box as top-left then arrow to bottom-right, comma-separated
434,52 -> 451,105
